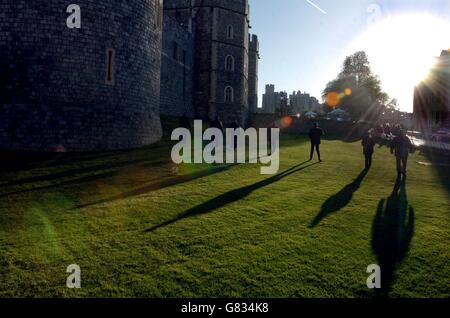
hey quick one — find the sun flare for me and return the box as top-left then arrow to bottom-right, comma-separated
346,13 -> 450,112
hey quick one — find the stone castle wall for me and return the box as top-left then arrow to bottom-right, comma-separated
160,13 -> 195,118
0,0 -> 163,152
163,0 -> 252,127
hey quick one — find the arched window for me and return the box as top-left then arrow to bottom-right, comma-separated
224,86 -> 234,103
227,25 -> 234,39
225,55 -> 235,71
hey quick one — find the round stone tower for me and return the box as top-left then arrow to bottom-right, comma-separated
0,0 -> 163,152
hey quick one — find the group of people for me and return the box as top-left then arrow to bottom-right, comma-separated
181,114 -> 415,178
362,127 -> 414,178
374,122 -> 404,141
309,122 -> 414,178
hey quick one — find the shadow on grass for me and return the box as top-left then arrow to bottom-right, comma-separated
75,164 -> 238,209
371,177 -> 415,297
309,168 -> 369,227
0,157 -> 168,188
145,160 -> 318,233
421,148 -> 450,196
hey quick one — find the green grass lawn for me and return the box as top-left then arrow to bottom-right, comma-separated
0,136 -> 449,298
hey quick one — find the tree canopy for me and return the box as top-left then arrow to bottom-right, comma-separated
322,51 -> 390,122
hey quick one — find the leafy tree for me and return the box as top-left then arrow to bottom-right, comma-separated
323,51 -> 390,121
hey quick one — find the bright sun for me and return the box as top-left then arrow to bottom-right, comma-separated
346,13 -> 450,112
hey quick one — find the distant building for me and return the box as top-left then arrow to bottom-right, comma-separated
413,50 -> 450,132
290,91 -> 321,114
262,86 -> 320,115
248,35 -> 260,115
262,84 -> 281,114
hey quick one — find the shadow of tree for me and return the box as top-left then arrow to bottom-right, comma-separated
309,168 -> 369,227
145,160 -> 318,233
75,164 -> 238,209
371,178 -> 415,297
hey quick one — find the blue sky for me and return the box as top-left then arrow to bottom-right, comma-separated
249,0 -> 450,112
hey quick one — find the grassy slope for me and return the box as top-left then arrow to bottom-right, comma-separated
0,137 -> 448,298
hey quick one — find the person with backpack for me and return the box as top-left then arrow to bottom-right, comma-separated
390,129 -> 414,178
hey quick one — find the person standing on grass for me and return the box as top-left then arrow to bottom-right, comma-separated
309,122 -> 324,162
390,129 -> 414,178
362,130 -> 376,169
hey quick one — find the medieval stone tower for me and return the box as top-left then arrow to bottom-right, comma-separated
164,0 -> 258,126
0,0 -> 163,151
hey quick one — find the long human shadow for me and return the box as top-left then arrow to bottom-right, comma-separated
309,168 -> 369,227
145,160 -> 318,233
371,177 -> 415,297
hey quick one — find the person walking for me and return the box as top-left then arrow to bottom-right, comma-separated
390,129 -> 414,178
362,130 -> 376,169
309,122 -> 324,162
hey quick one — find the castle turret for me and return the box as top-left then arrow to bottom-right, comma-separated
248,34 -> 260,115
164,0 -> 252,126
0,0 -> 163,151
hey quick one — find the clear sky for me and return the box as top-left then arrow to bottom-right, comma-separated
249,0 -> 450,112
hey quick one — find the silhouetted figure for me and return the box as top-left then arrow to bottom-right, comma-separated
362,131 -> 376,169
390,130 -> 413,178
392,124 -> 402,137
179,113 -> 191,131
309,122 -> 324,162
384,123 -> 391,136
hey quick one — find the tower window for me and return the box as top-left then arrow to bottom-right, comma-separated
105,48 -> 115,85
225,55 -> 235,71
227,25 -> 234,40
225,86 -> 234,103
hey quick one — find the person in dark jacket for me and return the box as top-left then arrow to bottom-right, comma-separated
362,130 -> 376,169
390,129 -> 414,178
309,122 -> 324,162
